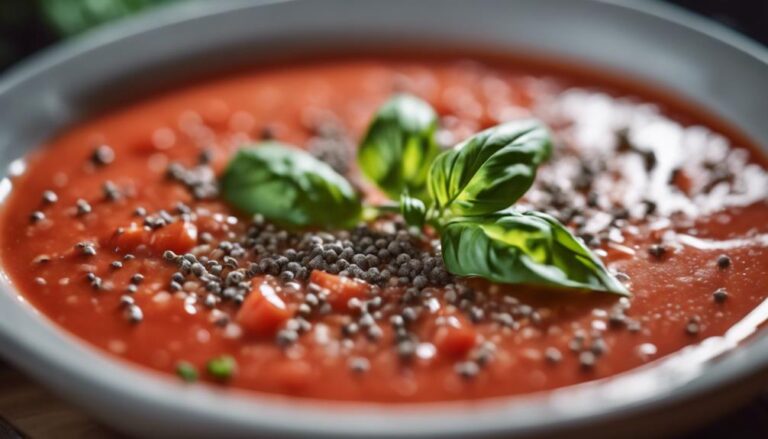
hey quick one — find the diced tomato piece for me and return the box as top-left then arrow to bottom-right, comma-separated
309,270 -> 370,311
150,221 -> 198,254
111,222 -> 149,252
237,279 -> 291,338
433,318 -> 477,358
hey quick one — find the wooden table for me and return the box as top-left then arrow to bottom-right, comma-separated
1,360 -> 767,438
0,362 -> 117,438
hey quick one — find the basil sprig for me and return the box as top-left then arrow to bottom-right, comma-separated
221,143 -> 362,228
441,210 -> 628,294
358,95 -> 439,201
220,94 -> 629,296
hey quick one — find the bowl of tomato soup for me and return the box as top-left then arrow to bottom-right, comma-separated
0,0 -> 767,437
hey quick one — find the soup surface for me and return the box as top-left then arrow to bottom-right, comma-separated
1,55 -> 767,402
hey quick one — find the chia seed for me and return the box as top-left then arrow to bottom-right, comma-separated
126,304 -> 143,323
627,320 -> 642,333
75,199 -> 92,216
76,242 -> 97,256
579,351 -> 596,369
341,322 -> 359,337
713,287 -> 728,303
590,338 -> 608,356
348,357 -> 370,374
91,145 -> 115,166
716,255 -> 731,269
102,181 -> 121,201
304,293 -> 319,307
544,347 -> 562,364
42,190 -> 58,204
33,254 -> 51,264
648,244 -> 666,259
396,340 -> 417,360
454,361 -> 480,379
366,325 -> 383,341
276,329 -> 299,347
29,211 -> 45,223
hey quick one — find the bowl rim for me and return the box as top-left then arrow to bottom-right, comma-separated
3,0 -> 768,91
0,0 -> 767,437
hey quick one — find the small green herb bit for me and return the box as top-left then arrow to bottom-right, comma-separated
221,143 -> 362,228
358,94 -> 439,201
428,120 -> 552,217
440,210 -> 629,295
206,355 -> 237,381
175,361 -> 198,383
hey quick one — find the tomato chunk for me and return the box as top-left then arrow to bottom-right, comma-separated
150,221 -> 198,254
309,270 -> 370,311
237,279 -> 291,338
433,318 -> 477,358
111,222 -> 149,252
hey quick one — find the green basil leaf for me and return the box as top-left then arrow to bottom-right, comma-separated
440,210 -> 629,295
400,191 -> 427,228
221,143 -> 362,228
358,94 -> 439,201
41,0 -> 177,36
428,119 -> 552,217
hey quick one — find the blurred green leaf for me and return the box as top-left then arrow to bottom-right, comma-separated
358,94 -> 439,202
221,143 -> 363,228
39,0 -> 178,36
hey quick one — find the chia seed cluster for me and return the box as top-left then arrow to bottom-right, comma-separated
166,151 -> 219,200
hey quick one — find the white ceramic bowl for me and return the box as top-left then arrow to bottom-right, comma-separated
0,1 -> 767,437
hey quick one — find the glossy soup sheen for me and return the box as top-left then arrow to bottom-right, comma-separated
1,55 -> 767,402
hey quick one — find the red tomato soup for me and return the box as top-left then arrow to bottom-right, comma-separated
1,55 -> 767,402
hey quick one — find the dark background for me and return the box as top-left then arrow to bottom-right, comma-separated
0,1 -> 767,438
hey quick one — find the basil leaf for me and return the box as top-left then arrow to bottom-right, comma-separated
440,210 -> 629,295
358,94 -> 439,201
428,120 -> 552,217
221,143 -> 362,228
400,191 -> 427,228
41,0 -> 176,36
